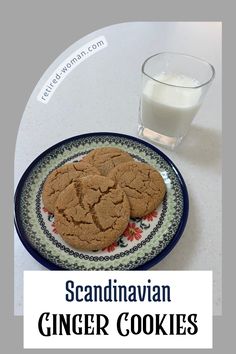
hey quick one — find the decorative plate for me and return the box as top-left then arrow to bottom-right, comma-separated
14,132 -> 189,270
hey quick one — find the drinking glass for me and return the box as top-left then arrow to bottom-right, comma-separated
138,52 -> 215,149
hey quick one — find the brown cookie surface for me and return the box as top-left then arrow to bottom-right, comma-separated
82,147 -> 133,176
54,175 -> 130,251
108,161 -> 166,218
42,162 -> 100,214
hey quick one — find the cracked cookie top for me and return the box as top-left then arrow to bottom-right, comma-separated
82,147 -> 133,176
54,175 -> 130,251
42,162 -> 100,214
108,161 -> 166,218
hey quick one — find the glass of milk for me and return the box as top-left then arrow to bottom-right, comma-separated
138,52 -> 215,149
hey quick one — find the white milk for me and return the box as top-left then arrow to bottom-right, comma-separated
141,73 -> 202,138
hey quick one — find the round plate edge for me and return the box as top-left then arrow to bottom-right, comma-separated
14,132 -> 189,271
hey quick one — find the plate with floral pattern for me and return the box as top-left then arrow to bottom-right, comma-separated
14,132 -> 189,270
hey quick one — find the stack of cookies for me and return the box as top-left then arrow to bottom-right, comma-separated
42,147 -> 166,251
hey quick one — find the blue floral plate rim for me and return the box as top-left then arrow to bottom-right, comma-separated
14,132 -> 189,270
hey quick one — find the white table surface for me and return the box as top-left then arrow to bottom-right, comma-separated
14,22 -> 222,315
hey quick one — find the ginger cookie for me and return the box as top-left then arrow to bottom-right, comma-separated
108,161 -> 166,218
82,147 -> 133,176
54,175 -> 130,251
42,162 -> 100,214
